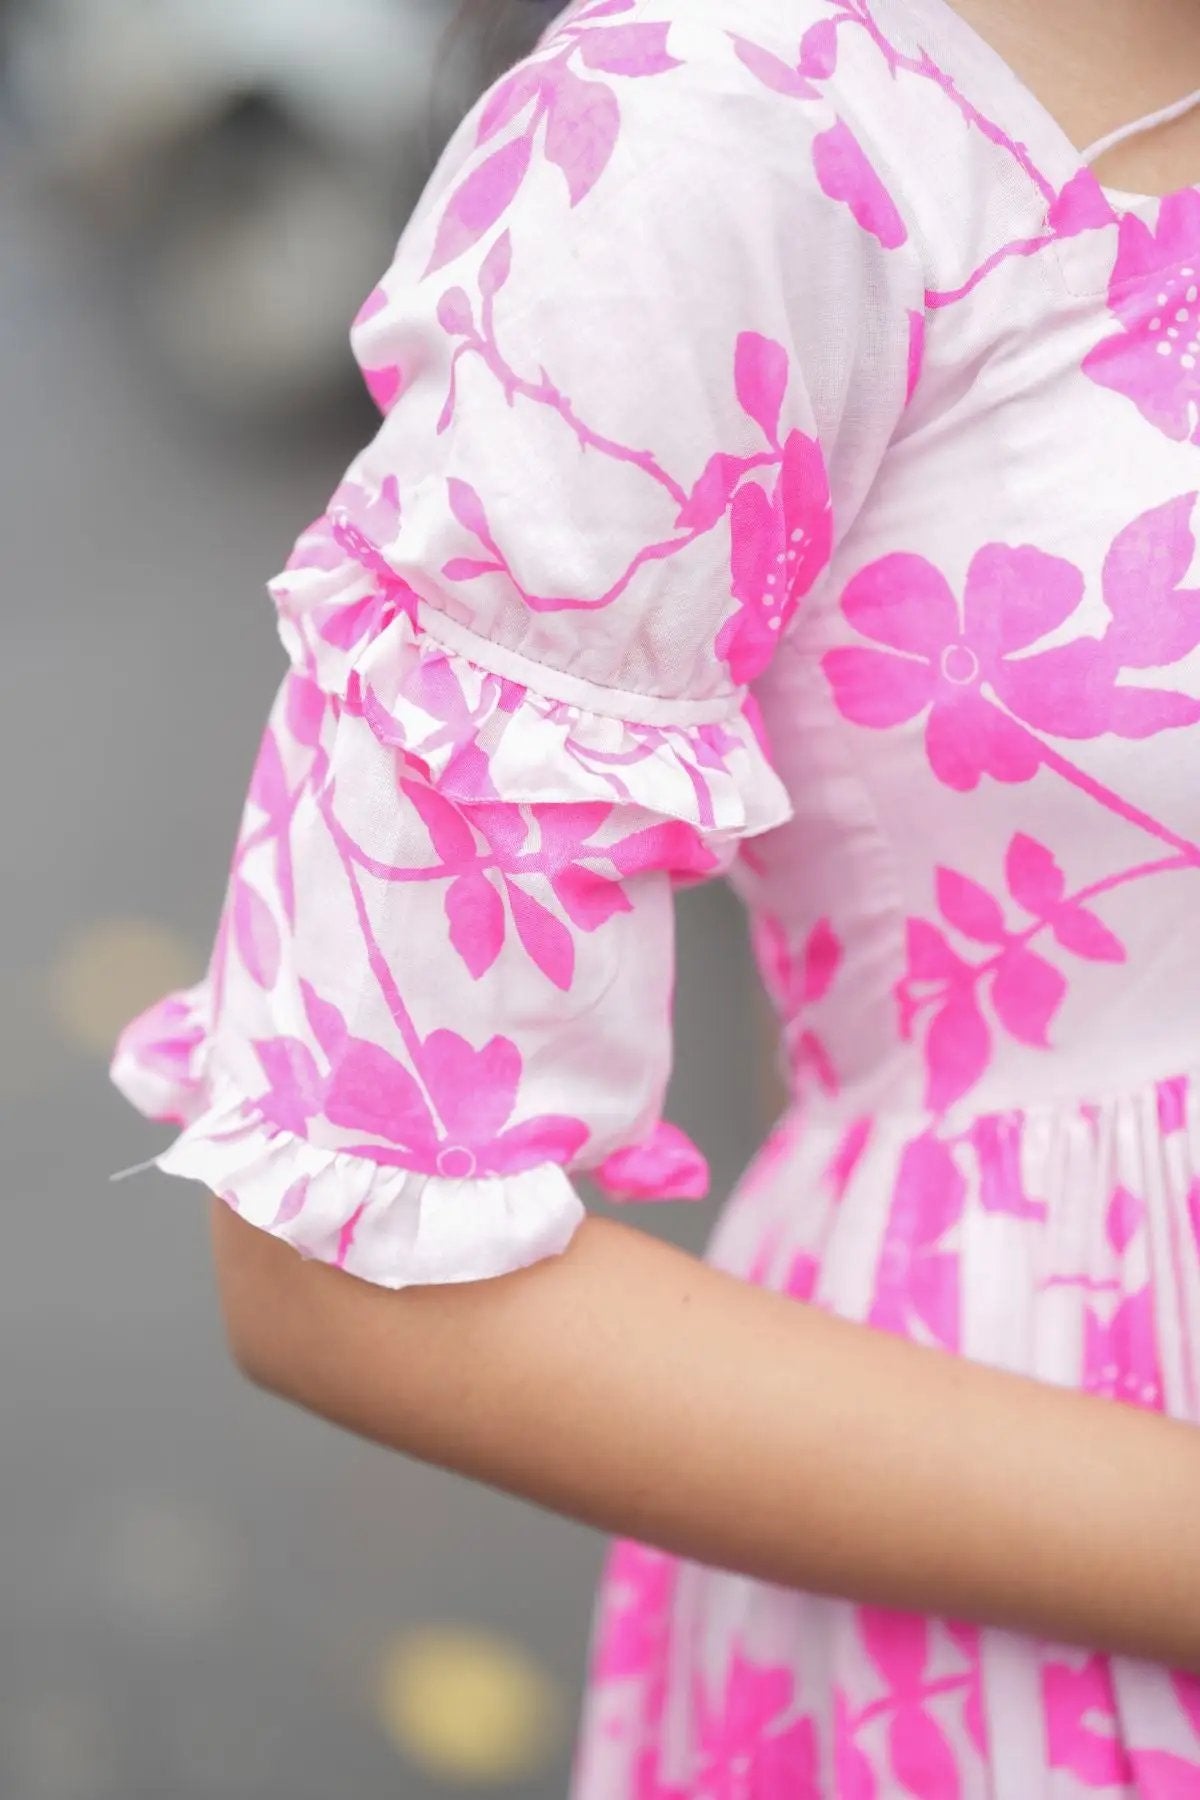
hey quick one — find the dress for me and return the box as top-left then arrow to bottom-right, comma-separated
107,0 -> 1200,1789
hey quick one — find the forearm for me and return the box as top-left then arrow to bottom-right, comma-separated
211,1196 -> 1200,1670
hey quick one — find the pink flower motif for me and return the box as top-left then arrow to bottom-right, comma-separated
695,1642 -> 819,1798
751,912 -> 843,1096
823,526 -> 1200,791
898,859 -> 1074,1114
253,991 -> 588,1179
1043,1653 -> 1133,1787
1083,1285 -> 1164,1411
716,428 -> 832,683
592,1540 -> 675,1684
834,1688 -> 878,1799
868,1134 -> 963,1351
1082,193 -> 1200,442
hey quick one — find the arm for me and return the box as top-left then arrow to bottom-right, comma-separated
212,1195 -> 1200,1672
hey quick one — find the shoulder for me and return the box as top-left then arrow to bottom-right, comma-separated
518,0 -> 923,260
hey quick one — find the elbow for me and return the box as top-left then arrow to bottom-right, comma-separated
207,1196 -> 307,1400
222,1303 -> 283,1395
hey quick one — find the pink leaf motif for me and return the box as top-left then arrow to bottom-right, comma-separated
505,879 -> 575,988
362,363 -> 401,413
1051,904 -> 1126,963
990,946 -> 1066,1047
470,802 -> 530,861
909,1249 -> 960,1349
888,1132 -> 966,1248
963,1674 -> 987,1756
1106,1184 -> 1144,1256
1049,168 -> 1118,237
248,727 -> 289,818
798,18 -> 838,77
800,916 -> 841,1003
1171,1669 -> 1200,1738
1005,832 -> 1065,914
734,331 -> 789,445
834,1690 -> 878,1800
478,229 -> 512,296
446,476 -> 494,549
300,980 -> 348,1061
441,556 -> 498,581
889,1705 -> 962,1799
271,1177 -> 310,1227
675,452 -> 746,530
252,1036 -> 325,1132
571,0 -> 637,17
1108,684 -> 1200,737
446,870 -> 505,978
576,21 -> 681,75
491,1111 -> 590,1172
475,64 -> 543,144
1043,1657 -> 1132,1786
592,1119 -> 709,1200
607,820 -> 718,881
542,66 -> 620,206
1102,492 -> 1200,668
1128,1749 -> 1200,1795
924,991 -> 991,1112
551,863 -> 632,930
233,880 -> 280,990
727,34 -> 818,99
352,283 -> 388,329
424,131 -> 534,274
812,120 -> 907,248
284,673 -> 326,748
905,917 -> 968,981
794,1028 -> 839,1095
935,867 -> 1008,942
436,286 -> 473,334
400,776 -> 477,867
859,1609 -> 929,1694
324,1039 -> 437,1153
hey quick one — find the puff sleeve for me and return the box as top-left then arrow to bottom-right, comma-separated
109,0 -> 918,1287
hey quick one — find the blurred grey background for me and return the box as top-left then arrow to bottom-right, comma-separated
2,3 -> 771,1794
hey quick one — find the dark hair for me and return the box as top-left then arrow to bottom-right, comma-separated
446,0 -> 562,86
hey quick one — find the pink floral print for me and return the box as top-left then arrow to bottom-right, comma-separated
823,499 -> 1200,794
1082,193 -> 1200,441
110,0 -> 1200,1792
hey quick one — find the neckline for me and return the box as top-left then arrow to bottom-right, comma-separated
898,0 -> 1200,211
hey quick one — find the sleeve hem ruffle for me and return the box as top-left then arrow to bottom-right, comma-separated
110,1014 -> 587,1291
268,524 -> 795,852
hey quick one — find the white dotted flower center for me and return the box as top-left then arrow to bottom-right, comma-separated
1148,269 -> 1199,370
761,527 -> 808,629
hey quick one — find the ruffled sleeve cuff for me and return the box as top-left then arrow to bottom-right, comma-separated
110,991 -> 587,1288
109,988 -> 710,1291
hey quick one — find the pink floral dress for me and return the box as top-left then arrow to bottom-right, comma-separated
109,0 -> 1200,1789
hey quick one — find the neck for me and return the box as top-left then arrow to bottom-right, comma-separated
943,0 -> 1200,146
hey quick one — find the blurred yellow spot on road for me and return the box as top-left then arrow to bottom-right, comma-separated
376,1625 -> 566,1784
48,917 -> 200,1054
